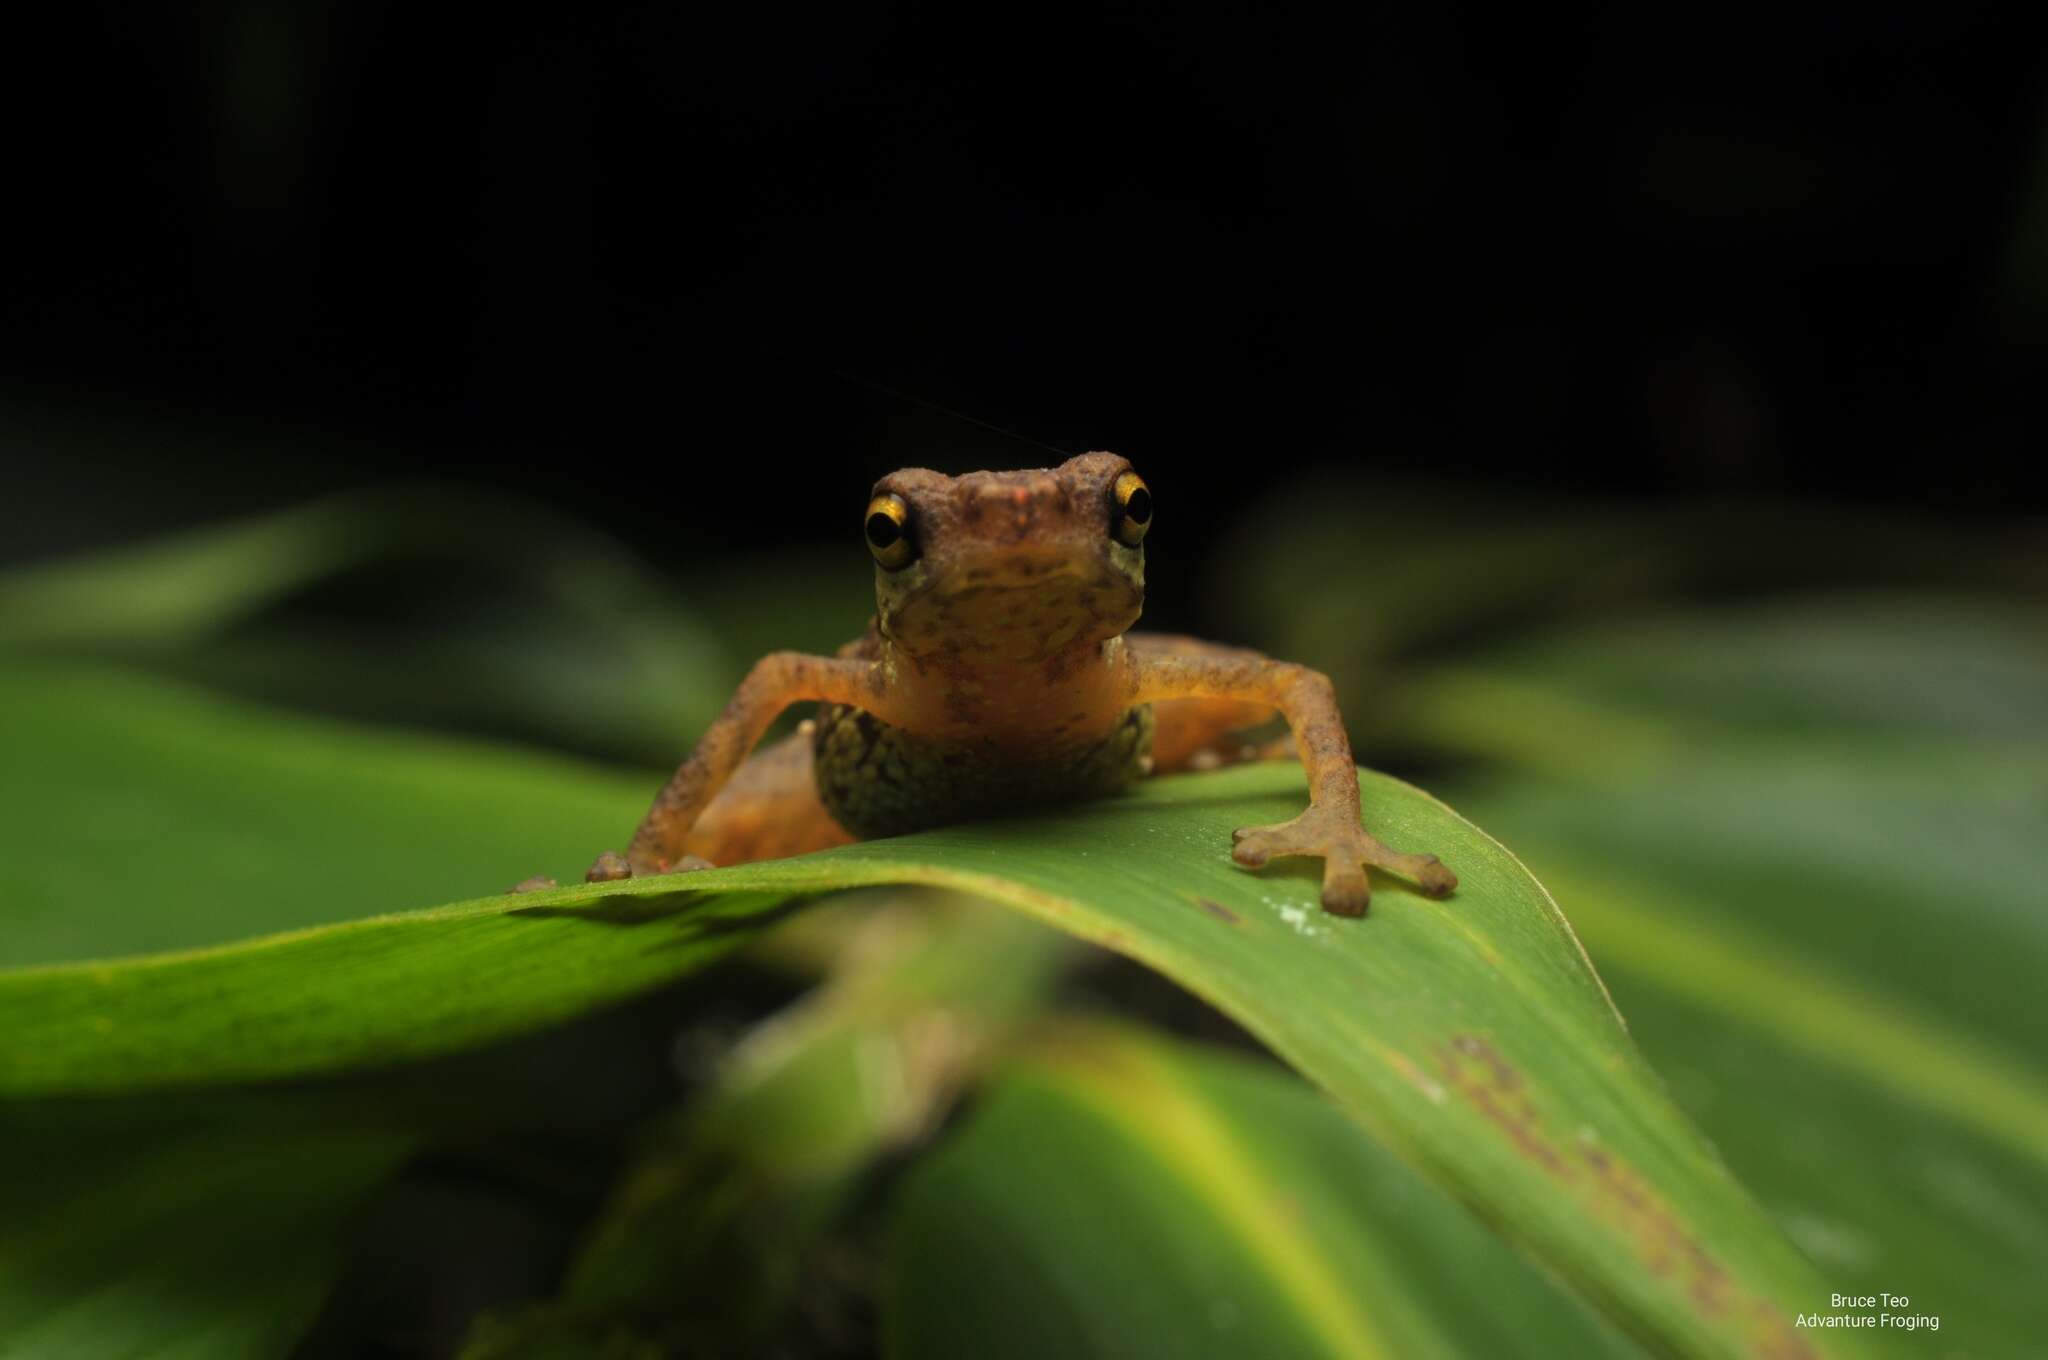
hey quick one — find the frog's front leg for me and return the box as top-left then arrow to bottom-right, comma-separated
1127,635 -> 1455,917
595,652 -> 881,882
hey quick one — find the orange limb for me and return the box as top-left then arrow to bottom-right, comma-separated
676,727 -> 856,865
612,651 -> 880,879
1126,633 -> 1455,916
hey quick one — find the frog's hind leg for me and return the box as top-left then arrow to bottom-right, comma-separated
672,725 -> 855,867
514,727 -> 852,892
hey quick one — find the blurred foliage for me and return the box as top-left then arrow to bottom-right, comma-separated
0,481 -> 2041,1358
1403,603 -> 2048,1354
0,1116 -> 413,1358
886,1024 -> 1641,1360
0,488 -> 741,767
460,897 -> 1069,1358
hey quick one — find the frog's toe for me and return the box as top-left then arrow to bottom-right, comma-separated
1232,809 -> 1456,915
1345,838 -> 1458,906
1231,812 -> 1328,870
1356,845 -> 1456,897
1230,822 -> 1289,869
1320,858 -> 1372,918
585,850 -> 633,883
508,874 -> 558,894
1233,814 -> 1374,915
1410,855 -> 1458,898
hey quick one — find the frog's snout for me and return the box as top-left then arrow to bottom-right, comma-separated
960,475 -> 1070,540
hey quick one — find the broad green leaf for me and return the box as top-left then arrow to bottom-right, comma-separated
0,660 -> 652,967
0,656 -> 1850,1359
888,1025 -> 1642,1360
0,881 -> 792,1095
1407,600 -> 2048,1358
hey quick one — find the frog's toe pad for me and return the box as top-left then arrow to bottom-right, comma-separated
1412,855 -> 1458,898
1228,823 -> 1281,867
1230,810 -> 1456,916
585,850 -> 633,883
508,875 -> 558,894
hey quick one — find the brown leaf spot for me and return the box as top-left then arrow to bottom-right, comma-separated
1451,1032 -> 1521,1091
1436,1033 -> 1818,1360
1193,896 -> 1243,925
1440,1034 -> 1572,1181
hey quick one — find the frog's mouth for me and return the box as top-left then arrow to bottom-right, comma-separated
936,551 -> 1094,593
879,557 -> 1144,662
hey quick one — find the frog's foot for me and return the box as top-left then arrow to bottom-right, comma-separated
586,850 -> 715,883
1231,808 -> 1456,918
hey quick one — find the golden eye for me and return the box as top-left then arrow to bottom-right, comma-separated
864,493 -> 916,570
1110,471 -> 1151,548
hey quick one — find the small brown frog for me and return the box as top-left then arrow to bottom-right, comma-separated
557,454 -> 1454,916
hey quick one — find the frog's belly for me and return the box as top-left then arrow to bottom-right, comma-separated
811,703 -> 1155,840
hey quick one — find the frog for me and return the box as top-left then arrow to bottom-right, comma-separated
529,453 -> 1455,916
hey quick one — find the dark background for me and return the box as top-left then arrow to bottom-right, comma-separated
5,5 -> 2045,577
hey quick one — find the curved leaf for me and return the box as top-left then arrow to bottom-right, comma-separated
5,795 -> 1843,1353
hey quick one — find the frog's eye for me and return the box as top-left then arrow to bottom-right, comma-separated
1110,471 -> 1151,548
864,493 -> 917,570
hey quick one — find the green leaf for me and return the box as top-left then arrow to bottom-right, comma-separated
0,660 -> 652,967
0,883 -> 795,1095
887,1025 -> 1643,1360
0,660 -> 1848,1360
1521,862 -> 2045,1360
1402,600 -> 2048,1358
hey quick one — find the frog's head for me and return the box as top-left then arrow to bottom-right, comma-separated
864,452 -> 1149,662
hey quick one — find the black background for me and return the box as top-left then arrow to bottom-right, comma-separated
4,5 -> 2044,573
